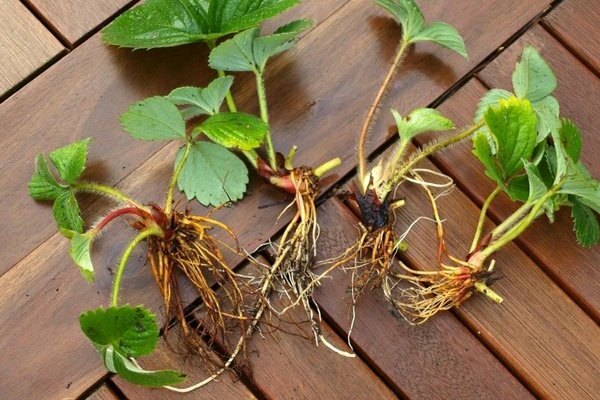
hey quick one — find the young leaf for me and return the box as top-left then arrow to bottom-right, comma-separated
375,0 -> 424,41
410,22 -> 468,58
28,154 -> 67,201
523,161 -> 547,201
61,229 -> 95,283
176,142 -> 249,206
484,97 -> 538,178
474,89 -> 513,123
48,138 -> 91,185
193,112 -> 267,150
53,190 -> 84,233
473,132 -> 504,185
120,97 -> 186,141
571,198 -> 600,247
102,0 -> 300,49
112,350 -> 186,387
512,46 -> 557,102
559,118 -> 582,163
80,305 -> 159,357
392,108 -> 454,147
167,76 -> 234,118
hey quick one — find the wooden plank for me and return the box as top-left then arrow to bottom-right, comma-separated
24,0 -> 132,46
0,0 -> 64,95
85,384 -> 120,400
375,133 -> 600,398
425,26 -> 600,321
543,0 -> 600,73
312,200 -> 533,399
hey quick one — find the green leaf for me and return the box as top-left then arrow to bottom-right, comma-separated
473,132 -> 504,186
484,97 -> 538,178
53,190 -> 84,233
512,45 -> 557,102
194,112 -> 267,150
80,305 -> 159,357
507,175 -> 529,202
560,164 -> 600,214
112,350 -> 186,387
571,198 -> 600,247
102,0 -> 299,49
559,118 -> 582,163
176,142 -> 249,206
531,95 -> 559,143
375,0 -> 424,41
167,76 -> 234,118
253,19 -> 313,71
474,89 -> 513,123
48,138 -> 91,185
120,97 -> 186,141
523,161 -> 547,201
392,108 -> 454,147
410,22 -> 468,58
60,229 -> 95,283
28,154 -> 67,201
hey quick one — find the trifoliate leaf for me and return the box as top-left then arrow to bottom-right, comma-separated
60,229 -> 95,283
193,112 -> 267,150
120,97 -> 186,141
531,95 -> 559,143
392,108 -> 454,147
559,118 -> 582,163
28,154 -> 68,201
48,138 -> 91,185
80,305 -> 159,357
112,350 -> 186,387
523,161 -> 547,201
484,97 -> 537,179
571,198 -> 600,247
167,76 -> 234,118
53,190 -> 84,233
375,0 -> 424,41
512,45 -> 557,102
102,0 -> 300,49
176,142 -> 249,206
410,22 -> 468,58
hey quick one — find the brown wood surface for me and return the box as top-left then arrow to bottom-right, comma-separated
85,384 -> 120,400
543,0 -> 600,73
0,0 -> 64,96
418,25 -> 600,321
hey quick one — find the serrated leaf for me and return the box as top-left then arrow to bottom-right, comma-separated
392,108 -> 454,147
474,89 -> 513,123
61,229 -> 95,282
112,350 -> 186,387
48,138 -> 91,185
375,0 -> 424,41
571,198 -> 600,247
53,190 -> 84,233
512,45 -> 557,102
560,164 -> 600,214
120,97 -> 186,141
80,305 -> 159,357
531,95 -> 559,143
484,97 -> 538,179
28,154 -> 68,201
559,118 -> 581,163
194,112 -> 267,150
167,76 -> 234,118
102,0 -> 299,49
410,22 -> 468,57
177,142 -> 249,206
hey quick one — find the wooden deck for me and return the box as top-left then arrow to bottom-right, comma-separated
0,0 -> 598,399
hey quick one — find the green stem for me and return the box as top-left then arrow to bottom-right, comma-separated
111,226 -> 163,307
217,69 -> 238,113
314,157 -> 342,177
358,39 -> 409,193
165,142 -> 191,215
255,72 -> 277,171
73,182 -> 143,209
470,186 -> 502,252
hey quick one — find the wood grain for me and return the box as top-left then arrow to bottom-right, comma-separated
24,0 -> 132,46
85,384 -> 120,400
372,136 -> 600,398
0,0 -> 64,96
420,26 -> 600,321
543,0 -> 600,73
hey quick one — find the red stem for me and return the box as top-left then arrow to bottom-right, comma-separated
94,207 -> 147,232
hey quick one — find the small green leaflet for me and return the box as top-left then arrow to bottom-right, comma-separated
53,190 -> 84,233
559,164 -> 600,214
28,154 -> 67,201
102,0 -> 300,49
61,229 -> 96,282
209,19 -> 312,73
176,142 -> 249,207
374,0 -> 467,57
474,89 -> 513,124
512,45 -> 557,102
48,138 -> 91,185
523,161 -> 548,202
559,118 -> 582,163
193,112 -> 267,150
111,350 -> 186,387
531,95 -> 559,143
392,108 -> 454,147
120,97 -> 186,141
571,198 -> 600,247
473,132 -> 504,185
167,76 -> 234,118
